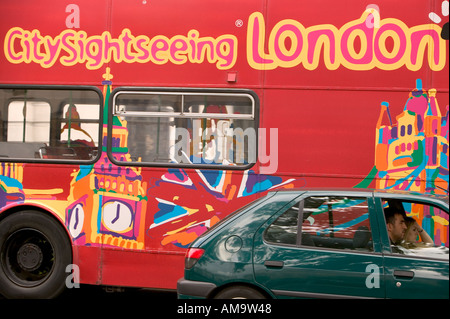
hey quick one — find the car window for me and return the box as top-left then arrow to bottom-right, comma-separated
301,196 -> 373,251
264,204 -> 299,245
382,199 -> 449,260
264,196 -> 374,252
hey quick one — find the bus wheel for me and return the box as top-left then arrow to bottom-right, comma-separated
0,211 -> 72,299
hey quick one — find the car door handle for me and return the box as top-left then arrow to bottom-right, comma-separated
393,270 -> 414,279
264,260 -> 284,268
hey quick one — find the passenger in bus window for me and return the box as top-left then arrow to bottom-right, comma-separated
61,105 -> 94,145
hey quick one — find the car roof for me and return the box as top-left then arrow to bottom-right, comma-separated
269,187 -> 449,205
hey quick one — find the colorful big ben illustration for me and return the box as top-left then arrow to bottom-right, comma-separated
65,68 -> 148,249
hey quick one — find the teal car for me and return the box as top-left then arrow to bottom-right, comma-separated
177,189 -> 449,299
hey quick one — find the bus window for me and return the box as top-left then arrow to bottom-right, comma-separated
112,90 -> 257,168
0,87 -> 102,161
7,100 -> 50,144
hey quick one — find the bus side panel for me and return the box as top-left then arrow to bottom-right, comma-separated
100,248 -> 184,289
0,0 -> 448,293
96,166 -> 289,288
0,0 -> 109,85
73,245 -> 102,285
109,0 -> 266,87
264,0 -> 449,90
263,87 -> 449,191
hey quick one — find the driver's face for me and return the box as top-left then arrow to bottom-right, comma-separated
388,214 -> 407,243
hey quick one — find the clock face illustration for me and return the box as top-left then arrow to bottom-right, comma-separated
68,203 -> 85,239
102,200 -> 133,234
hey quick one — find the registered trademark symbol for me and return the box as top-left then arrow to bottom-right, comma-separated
235,19 -> 244,27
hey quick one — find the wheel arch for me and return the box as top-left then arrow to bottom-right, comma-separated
0,204 -> 73,256
209,281 -> 274,299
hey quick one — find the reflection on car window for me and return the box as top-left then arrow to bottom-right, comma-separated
301,196 -> 373,252
383,199 -> 449,260
264,196 -> 374,252
264,205 -> 299,245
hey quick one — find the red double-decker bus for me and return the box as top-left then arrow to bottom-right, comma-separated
0,0 -> 448,298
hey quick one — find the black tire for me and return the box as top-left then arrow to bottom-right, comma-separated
0,211 -> 72,299
214,285 -> 267,299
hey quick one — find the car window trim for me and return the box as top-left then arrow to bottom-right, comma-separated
296,199 -> 304,246
382,251 -> 449,263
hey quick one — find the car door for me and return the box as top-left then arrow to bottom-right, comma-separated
373,195 -> 449,299
253,191 -> 386,299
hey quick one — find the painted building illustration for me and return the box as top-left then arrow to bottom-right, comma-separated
357,79 -> 449,247
372,79 -> 449,193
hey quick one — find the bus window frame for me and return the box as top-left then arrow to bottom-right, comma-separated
107,87 -> 260,170
0,84 -> 103,164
